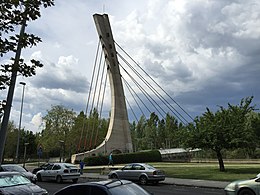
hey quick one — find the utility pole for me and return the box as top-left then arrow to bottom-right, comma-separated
0,15 -> 27,165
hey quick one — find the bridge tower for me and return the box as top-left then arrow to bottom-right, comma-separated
72,14 -> 133,163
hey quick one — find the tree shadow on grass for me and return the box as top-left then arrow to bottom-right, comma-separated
226,167 -> 260,174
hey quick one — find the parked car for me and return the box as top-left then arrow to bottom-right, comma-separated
36,163 -> 80,183
32,162 -> 53,174
225,174 -> 260,195
1,164 -> 37,183
0,172 -> 48,195
54,179 -> 152,195
108,163 -> 165,185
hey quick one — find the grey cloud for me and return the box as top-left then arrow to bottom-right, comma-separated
30,61 -> 89,94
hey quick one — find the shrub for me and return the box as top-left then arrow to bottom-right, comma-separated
84,150 -> 161,166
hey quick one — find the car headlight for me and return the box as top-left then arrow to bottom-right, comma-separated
225,182 -> 237,191
41,189 -> 48,195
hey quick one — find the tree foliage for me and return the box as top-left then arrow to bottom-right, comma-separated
38,106 -> 109,157
0,0 -> 54,90
184,96 -> 256,171
131,112 -> 182,151
39,105 -> 76,156
4,121 -> 37,160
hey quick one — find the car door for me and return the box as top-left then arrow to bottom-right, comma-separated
131,164 -> 144,181
49,164 -> 61,180
118,164 -> 133,180
41,164 -> 54,180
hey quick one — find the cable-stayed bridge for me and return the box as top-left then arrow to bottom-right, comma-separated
71,14 -> 193,163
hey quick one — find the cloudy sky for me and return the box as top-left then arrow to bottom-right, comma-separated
1,0 -> 260,133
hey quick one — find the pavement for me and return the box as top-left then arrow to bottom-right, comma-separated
80,166 -> 230,189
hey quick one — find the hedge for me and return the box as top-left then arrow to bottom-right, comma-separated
84,150 -> 162,166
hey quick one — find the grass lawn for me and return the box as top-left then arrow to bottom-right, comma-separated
150,162 -> 260,182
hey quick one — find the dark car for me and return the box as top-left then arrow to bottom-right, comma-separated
1,164 -> 37,183
32,163 -> 53,174
108,163 -> 165,185
54,179 -> 152,195
0,172 -> 48,195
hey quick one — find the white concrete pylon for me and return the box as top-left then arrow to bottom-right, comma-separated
71,14 -> 133,163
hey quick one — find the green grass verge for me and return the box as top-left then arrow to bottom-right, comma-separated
150,162 -> 260,182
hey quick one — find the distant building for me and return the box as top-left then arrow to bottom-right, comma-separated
159,148 -> 201,162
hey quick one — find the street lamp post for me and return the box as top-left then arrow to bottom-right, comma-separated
23,142 -> 29,167
15,82 -> 26,163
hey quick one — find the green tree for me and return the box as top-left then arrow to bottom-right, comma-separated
165,113 -> 180,148
145,112 -> 159,149
4,122 -> 37,160
39,105 -> 76,157
134,115 -> 147,151
157,118 -> 166,149
242,111 -> 260,157
0,0 -> 54,164
20,130 -> 38,159
70,111 -> 86,153
185,97 -> 256,171
3,121 -> 17,159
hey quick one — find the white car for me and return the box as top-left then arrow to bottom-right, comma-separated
36,163 -> 80,183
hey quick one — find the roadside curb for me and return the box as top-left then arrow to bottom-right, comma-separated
79,173 -> 228,189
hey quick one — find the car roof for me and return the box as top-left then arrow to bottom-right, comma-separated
89,179 -> 132,188
53,163 -> 75,165
1,164 -> 19,167
63,180 -> 133,190
0,171 -> 22,176
126,163 -> 147,166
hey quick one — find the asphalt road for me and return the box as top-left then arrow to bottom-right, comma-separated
37,178 -> 225,195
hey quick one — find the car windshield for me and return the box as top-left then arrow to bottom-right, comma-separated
3,165 -> 26,172
41,163 -> 49,168
109,183 -> 151,195
0,174 -> 31,188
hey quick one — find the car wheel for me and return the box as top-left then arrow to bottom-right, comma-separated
37,174 -> 42,182
239,189 -> 255,195
56,175 -> 63,183
139,176 -> 148,185
111,174 -> 118,179
72,178 -> 78,183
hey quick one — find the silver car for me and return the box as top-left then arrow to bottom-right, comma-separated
225,174 -> 260,195
1,164 -> 37,183
0,172 -> 48,195
36,163 -> 80,183
108,163 -> 165,185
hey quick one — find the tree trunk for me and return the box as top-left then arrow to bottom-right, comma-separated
216,150 -> 225,172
